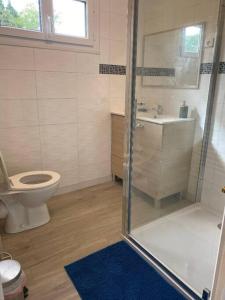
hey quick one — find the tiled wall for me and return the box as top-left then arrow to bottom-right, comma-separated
201,23 -> 225,215
0,0 -> 128,192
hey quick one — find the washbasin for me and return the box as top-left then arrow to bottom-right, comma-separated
137,115 -> 194,125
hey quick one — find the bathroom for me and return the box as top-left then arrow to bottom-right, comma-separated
0,0 -> 225,299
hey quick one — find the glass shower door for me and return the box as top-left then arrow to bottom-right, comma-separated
124,0 -> 223,298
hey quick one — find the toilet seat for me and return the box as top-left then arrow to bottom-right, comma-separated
9,171 -> 60,191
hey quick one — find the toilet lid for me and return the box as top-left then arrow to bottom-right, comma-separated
9,171 -> 60,191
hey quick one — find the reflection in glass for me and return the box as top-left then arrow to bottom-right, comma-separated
142,24 -> 204,88
182,25 -> 202,56
127,0 -> 221,297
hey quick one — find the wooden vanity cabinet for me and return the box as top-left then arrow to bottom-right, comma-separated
111,113 -> 195,209
111,113 -> 125,179
132,119 -> 195,207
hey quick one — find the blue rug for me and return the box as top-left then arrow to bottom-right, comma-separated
65,241 -> 185,300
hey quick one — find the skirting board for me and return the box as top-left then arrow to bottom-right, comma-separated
56,176 -> 112,195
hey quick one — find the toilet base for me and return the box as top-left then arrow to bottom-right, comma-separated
5,203 -> 50,234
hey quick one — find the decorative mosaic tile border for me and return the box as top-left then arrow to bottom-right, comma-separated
99,64 -> 126,75
137,67 -> 175,77
200,62 -> 225,74
99,63 -> 225,76
200,63 -> 213,74
219,62 -> 225,74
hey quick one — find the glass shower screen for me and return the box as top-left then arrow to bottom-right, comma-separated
124,0 -> 223,298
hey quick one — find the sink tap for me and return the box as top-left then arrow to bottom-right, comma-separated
152,105 -> 163,117
137,101 -> 148,112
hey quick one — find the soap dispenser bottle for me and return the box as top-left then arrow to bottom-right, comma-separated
179,101 -> 188,118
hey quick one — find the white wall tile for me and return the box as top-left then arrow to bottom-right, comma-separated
0,100 -> 38,128
77,74 -> 109,99
110,13 -> 127,41
58,168 -> 80,188
78,97 -> 110,124
100,12 -> 110,39
78,120 -> 111,165
76,53 -> 99,74
40,124 -> 78,172
0,127 -> 42,175
0,45 -> 34,70
38,99 -> 78,125
0,70 -> 36,99
110,39 -> 127,65
36,71 -> 79,98
100,38 -> 110,64
79,160 -> 111,182
109,75 -> 126,98
110,0 -> 128,15
110,97 -> 125,113
201,74 -> 225,213
100,0 -> 110,13
34,49 -> 77,72
0,0 -> 128,190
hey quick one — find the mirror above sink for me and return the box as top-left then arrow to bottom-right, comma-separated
142,24 -> 204,89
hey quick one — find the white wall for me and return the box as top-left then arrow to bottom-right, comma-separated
201,22 -> 225,215
0,0 -> 128,192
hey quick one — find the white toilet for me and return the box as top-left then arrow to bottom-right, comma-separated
0,152 -> 60,233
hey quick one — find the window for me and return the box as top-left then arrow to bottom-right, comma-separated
53,0 -> 86,38
181,25 -> 203,58
0,0 -> 41,31
0,0 -> 96,47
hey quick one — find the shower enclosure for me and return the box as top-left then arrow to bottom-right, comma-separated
123,0 -> 225,299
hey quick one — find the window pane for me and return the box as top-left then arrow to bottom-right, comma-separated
0,0 -> 41,31
183,26 -> 201,54
53,0 -> 86,38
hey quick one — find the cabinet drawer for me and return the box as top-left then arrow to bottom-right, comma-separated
112,155 -> 124,179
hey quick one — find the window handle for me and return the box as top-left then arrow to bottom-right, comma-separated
47,16 -> 54,35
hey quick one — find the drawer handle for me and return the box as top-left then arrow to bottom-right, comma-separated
136,122 -> 144,128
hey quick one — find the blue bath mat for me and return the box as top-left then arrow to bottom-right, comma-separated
65,241 -> 185,300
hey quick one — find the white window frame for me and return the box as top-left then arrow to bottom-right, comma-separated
0,0 -> 97,49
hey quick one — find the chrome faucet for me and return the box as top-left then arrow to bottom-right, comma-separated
152,104 -> 163,115
137,101 -> 148,112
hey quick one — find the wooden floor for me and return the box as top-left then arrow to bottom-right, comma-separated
2,182 -> 123,300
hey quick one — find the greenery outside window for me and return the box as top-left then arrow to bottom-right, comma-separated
0,0 -> 96,47
181,25 -> 203,58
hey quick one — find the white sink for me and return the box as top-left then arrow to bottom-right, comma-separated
137,115 -> 194,125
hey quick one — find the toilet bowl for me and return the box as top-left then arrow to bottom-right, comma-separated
0,152 -> 60,233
